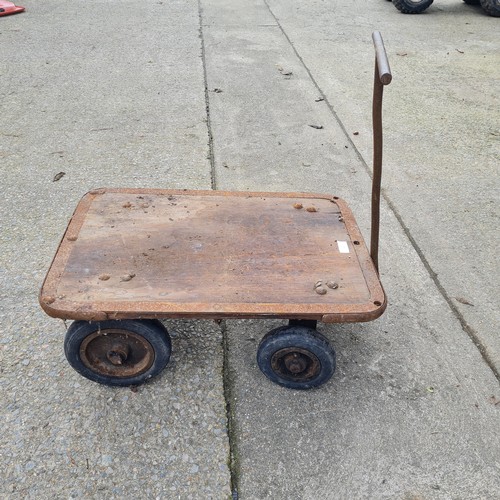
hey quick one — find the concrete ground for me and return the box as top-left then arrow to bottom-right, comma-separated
1,0 -> 498,498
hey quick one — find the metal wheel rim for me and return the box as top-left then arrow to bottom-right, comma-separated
80,329 -> 155,378
270,347 -> 321,382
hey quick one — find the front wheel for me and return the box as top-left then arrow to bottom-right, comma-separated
257,325 -> 336,390
392,0 -> 434,13
64,319 -> 172,386
480,0 -> 500,16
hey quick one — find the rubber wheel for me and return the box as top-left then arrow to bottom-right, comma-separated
64,319 -> 171,386
392,0 -> 434,13
480,0 -> 500,16
257,325 -> 336,390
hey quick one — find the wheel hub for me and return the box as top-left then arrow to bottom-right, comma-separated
106,342 -> 130,365
80,329 -> 154,378
283,353 -> 308,374
271,347 -> 321,382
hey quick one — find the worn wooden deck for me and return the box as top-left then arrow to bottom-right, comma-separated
40,189 -> 386,323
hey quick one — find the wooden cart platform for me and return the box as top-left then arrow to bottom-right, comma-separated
40,188 -> 386,324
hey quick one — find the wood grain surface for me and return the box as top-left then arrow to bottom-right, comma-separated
40,189 -> 386,323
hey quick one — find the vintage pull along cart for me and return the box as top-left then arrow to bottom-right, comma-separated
39,32 -> 392,390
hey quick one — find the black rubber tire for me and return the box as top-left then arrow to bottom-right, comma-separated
392,0 -> 434,13
480,0 -> 500,16
257,325 -> 336,390
64,319 -> 171,386
463,0 -> 480,4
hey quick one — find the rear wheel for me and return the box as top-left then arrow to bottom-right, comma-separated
257,325 -> 336,390
392,0 -> 434,13
480,0 -> 500,16
64,319 -> 171,386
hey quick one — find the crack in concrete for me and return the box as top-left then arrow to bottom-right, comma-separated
385,199 -> 500,383
262,0 -> 500,384
198,0 -> 217,191
197,3 -> 238,496
221,320 -> 241,499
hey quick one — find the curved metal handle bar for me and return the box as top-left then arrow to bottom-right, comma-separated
372,31 -> 392,85
370,32 -> 392,273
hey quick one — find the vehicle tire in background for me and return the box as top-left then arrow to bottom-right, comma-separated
480,0 -> 500,16
392,0 -> 434,13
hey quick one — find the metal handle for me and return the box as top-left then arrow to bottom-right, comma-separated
372,31 -> 392,85
370,31 -> 392,274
